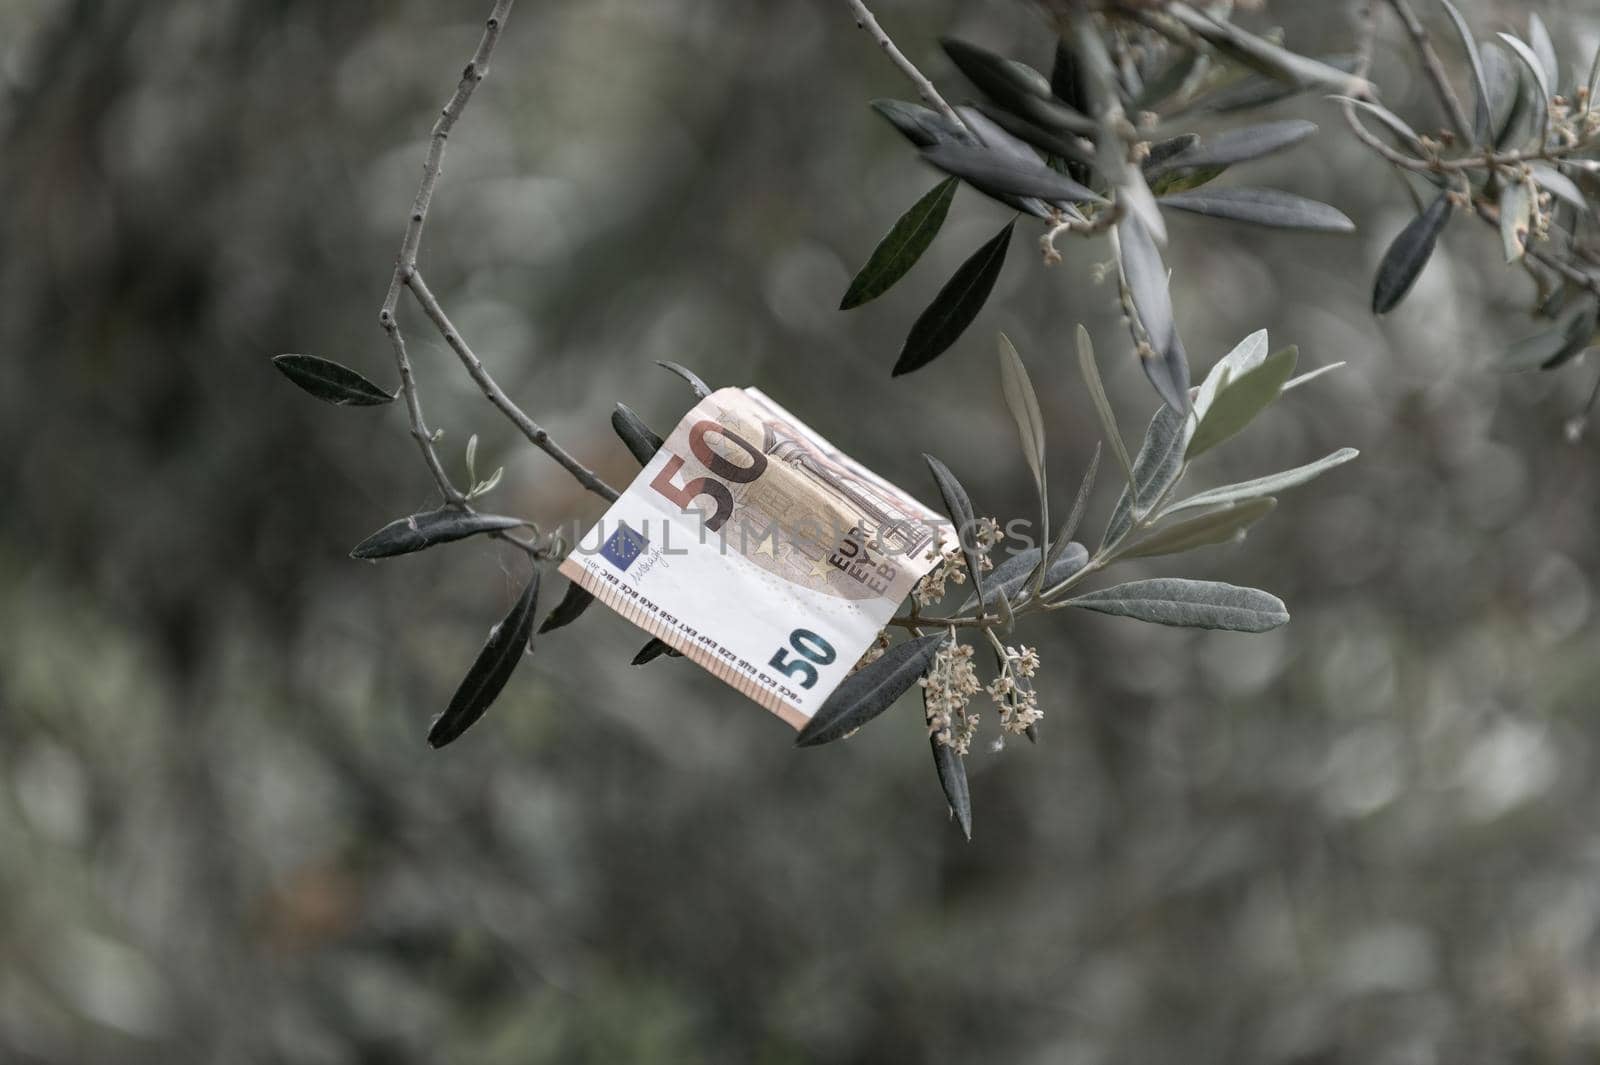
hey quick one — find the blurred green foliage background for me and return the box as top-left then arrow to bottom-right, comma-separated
3,1 -> 1600,1061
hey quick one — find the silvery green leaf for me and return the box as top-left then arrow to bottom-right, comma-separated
942,38 -> 1052,110
1589,43 -> 1600,104
656,361 -> 711,399
1117,214 -> 1189,413
1282,361 -> 1346,391
465,433 -> 479,479
469,466 -> 504,500
1498,33 -> 1551,138
1136,46 -> 1201,110
894,221 -> 1014,377
1162,6 -> 1368,96
1077,325 -> 1136,488
428,569 -> 541,748
1481,44 -> 1524,149
1438,0 -> 1492,143
1187,345 -> 1297,459
611,403 -> 663,466
272,354 -> 395,406
1500,179 -> 1533,262
1065,577 -> 1288,632
1191,54 -> 1359,112
1527,14 -> 1557,90
870,99 -> 968,149
930,734 -> 973,840
1373,193 -> 1452,314
925,455 -> 985,610
1143,134 -> 1201,171
922,143 -> 1103,204
997,333 -> 1047,497
1193,329 -> 1269,419
961,542 -> 1089,612
1119,498 -> 1277,560
1529,164 -> 1586,211
971,104 -> 1096,171
1165,448 -> 1359,515
538,579 -> 596,634
1101,402 -> 1192,548
1144,120 -> 1317,176
1328,96 -> 1424,151
351,508 -> 526,559
1053,441 -> 1100,552
841,178 -> 959,310
796,634 -> 946,747
1158,187 -> 1355,232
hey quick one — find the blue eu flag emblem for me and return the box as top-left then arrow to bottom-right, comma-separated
600,523 -> 648,572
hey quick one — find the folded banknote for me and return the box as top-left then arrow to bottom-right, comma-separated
560,387 -> 955,727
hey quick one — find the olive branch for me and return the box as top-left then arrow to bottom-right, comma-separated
273,0 -> 1363,839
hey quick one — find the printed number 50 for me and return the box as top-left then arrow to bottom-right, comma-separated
649,419 -> 767,531
769,629 -> 837,690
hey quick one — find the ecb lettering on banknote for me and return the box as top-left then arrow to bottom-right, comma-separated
560,388 -> 954,727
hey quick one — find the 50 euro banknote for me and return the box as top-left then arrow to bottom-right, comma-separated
559,387 -> 956,728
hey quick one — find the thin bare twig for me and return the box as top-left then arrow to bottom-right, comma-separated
1386,0 -> 1474,144
405,270 -> 620,502
377,0 -> 619,511
842,0 -> 966,130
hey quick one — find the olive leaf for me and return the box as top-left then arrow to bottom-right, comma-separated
656,361 -> 711,399
921,143 -> 1102,205
273,354 -> 395,406
997,333 -> 1047,504
971,104 -> 1096,171
611,403 -> 663,465
1164,447 -> 1359,516
1119,498 -> 1277,560
1065,577 -> 1289,632
1328,96 -> 1424,152
1499,178 -> 1532,262
795,633 -> 946,747
632,638 -> 682,665
893,220 -> 1014,377
1143,134 -> 1201,171
1528,164 -> 1585,211
960,542 -> 1089,612
1282,361 -> 1346,391
942,38 -> 1095,135
1077,325 -> 1135,487
538,579 -> 596,634
1190,54 -> 1359,112
930,733 -> 973,840
1101,402 -> 1192,548
350,507 -> 527,559
1053,441 -> 1101,552
1187,345 -> 1298,458
1144,119 -> 1317,176
1438,0 -> 1491,143
1116,214 -> 1190,413
1159,187 -> 1354,232
1162,7 -> 1367,96
1373,192 -> 1452,314
1527,13 -> 1557,89
1498,33 -> 1551,139
427,569 -> 541,748
870,98 -> 968,149
925,454 -> 986,611
841,178 -> 959,310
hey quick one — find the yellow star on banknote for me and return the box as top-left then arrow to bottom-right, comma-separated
807,554 -> 835,581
